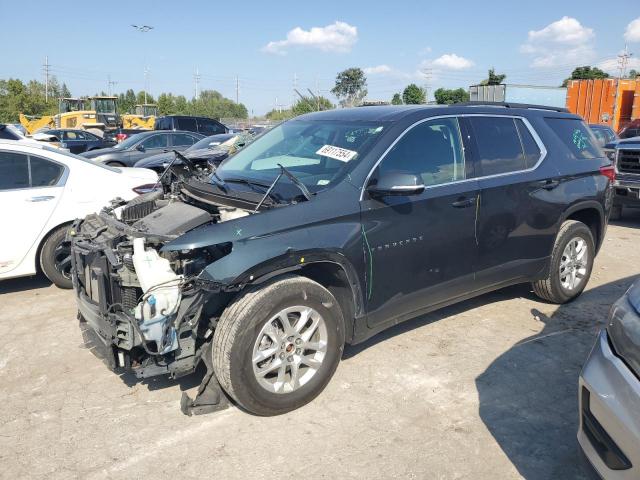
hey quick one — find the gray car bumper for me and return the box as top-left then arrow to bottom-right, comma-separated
578,329 -> 640,479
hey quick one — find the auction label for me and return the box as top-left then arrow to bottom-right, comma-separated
316,144 -> 358,162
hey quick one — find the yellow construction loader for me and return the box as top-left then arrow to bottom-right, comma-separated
121,104 -> 158,130
19,96 -> 121,136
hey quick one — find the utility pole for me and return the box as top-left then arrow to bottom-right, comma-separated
107,75 -> 118,97
617,45 -> 633,79
235,75 -> 239,103
131,25 -> 154,104
194,67 -> 201,99
144,67 -> 150,104
43,56 -> 50,102
421,68 -> 433,103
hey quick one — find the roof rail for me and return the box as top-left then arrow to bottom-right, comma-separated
455,101 -> 569,113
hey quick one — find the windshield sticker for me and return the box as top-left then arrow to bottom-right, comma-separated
572,129 -> 589,150
316,144 -> 358,162
317,179 -> 330,185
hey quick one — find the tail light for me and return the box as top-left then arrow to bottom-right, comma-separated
116,133 -> 128,143
132,183 -> 160,194
599,165 -> 616,182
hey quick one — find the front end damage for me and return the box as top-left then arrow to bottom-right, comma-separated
70,180 -> 258,414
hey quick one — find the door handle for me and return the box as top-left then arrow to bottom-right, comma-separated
26,195 -> 55,202
451,196 -> 477,208
536,179 -> 560,190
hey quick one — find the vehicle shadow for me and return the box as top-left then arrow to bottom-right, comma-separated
0,274 -> 52,294
475,275 -> 637,479
610,207 -> 640,227
343,283 -> 532,359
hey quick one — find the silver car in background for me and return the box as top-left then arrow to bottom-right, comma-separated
579,281 -> 640,478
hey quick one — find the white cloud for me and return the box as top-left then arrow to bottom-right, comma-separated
521,16 -> 596,67
625,17 -> 640,42
364,65 -> 392,75
262,21 -> 357,55
598,56 -> 640,74
418,46 -> 432,56
430,53 -> 474,70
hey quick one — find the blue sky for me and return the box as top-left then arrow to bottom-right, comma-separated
1,0 -> 639,115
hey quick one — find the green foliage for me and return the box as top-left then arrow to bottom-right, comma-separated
331,68 -> 368,107
480,68 -> 506,86
0,77 -> 63,122
0,76 -> 247,122
265,96 -> 334,121
562,66 -> 609,87
156,90 -> 247,119
391,93 -> 403,105
434,87 -> 470,105
402,84 -> 426,104
628,69 -> 638,78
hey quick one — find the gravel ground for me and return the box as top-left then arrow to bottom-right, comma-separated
1,215 -> 638,480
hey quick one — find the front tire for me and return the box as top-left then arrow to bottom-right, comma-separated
40,225 -> 73,289
532,220 -> 594,304
212,275 -> 345,416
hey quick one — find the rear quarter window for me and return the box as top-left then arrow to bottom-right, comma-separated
545,118 -> 603,159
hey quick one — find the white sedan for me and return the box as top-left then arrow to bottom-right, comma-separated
0,140 -> 158,288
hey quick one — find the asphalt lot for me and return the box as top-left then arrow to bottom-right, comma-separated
2,215 -> 639,479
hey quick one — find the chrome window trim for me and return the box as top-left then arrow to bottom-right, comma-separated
360,113 -> 547,201
0,149 -> 68,192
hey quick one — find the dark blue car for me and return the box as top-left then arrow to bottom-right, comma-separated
43,129 -> 115,154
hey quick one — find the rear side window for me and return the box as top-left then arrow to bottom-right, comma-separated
197,118 -> 225,135
468,117 -> 527,176
515,119 -> 542,168
545,118 -> 602,159
176,117 -> 197,132
30,156 -> 64,186
0,151 -> 29,189
171,133 -> 197,147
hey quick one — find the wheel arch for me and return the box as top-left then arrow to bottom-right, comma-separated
560,201 -> 605,253
34,220 -> 73,274
229,254 -> 364,344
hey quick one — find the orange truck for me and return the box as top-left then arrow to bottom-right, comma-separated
565,78 -> 640,133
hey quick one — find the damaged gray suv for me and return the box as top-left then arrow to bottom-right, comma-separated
71,104 -> 612,416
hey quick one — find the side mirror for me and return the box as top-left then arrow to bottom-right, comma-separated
367,171 -> 425,197
136,144 -> 145,152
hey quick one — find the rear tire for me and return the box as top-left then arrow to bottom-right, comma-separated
212,275 -> 345,416
40,225 -> 73,289
532,220 -> 594,304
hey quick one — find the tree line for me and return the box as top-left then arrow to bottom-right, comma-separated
0,76 -> 248,123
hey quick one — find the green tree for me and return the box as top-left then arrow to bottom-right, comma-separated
402,84 -> 426,104
628,69 -> 638,78
136,91 -> 155,105
480,68 -> 506,86
60,83 -> 71,98
391,93 -> 403,105
331,67 -> 367,107
291,96 -> 334,115
562,66 -> 609,86
434,87 -> 470,105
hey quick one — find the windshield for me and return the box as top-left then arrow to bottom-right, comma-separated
191,134 -> 234,151
93,99 -> 116,114
114,133 -> 145,149
215,120 -> 385,193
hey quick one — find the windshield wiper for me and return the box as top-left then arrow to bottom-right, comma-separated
253,164 -> 312,212
278,164 -> 312,201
